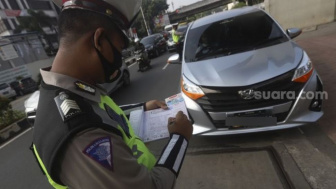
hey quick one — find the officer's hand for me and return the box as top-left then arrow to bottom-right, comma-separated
167,111 -> 193,141
145,100 -> 168,111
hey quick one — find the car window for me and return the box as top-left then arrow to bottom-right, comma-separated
184,11 -> 288,62
0,83 -> 9,90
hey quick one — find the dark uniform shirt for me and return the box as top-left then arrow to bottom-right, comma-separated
35,67 -> 188,189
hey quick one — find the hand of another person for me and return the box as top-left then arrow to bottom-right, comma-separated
167,111 -> 193,141
145,100 -> 168,111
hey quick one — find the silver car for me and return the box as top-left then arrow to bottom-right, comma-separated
169,7 -> 323,135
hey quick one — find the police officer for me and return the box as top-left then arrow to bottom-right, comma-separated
32,0 -> 193,189
171,23 -> 183,61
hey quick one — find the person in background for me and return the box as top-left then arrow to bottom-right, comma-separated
171,23 -> 184,61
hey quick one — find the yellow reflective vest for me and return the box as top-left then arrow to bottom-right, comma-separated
172,29 -> 180,43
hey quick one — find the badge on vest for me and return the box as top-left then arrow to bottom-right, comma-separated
75,81 -> 96,95
54,92 -> 82,122
83,137 -> 114,171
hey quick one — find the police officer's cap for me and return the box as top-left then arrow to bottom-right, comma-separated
53,0 -> 142,45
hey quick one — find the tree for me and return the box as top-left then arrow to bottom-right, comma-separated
132,0 -> 169,38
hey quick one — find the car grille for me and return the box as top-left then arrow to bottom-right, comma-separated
196,70 -> 305,128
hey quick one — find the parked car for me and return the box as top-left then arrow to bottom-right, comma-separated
100,59 -> 131,95
168,7 -> 323,135
140,34 -> 167,58
0,83 -> 16,100
10,77 -> 38,95
9,81 -> 21,96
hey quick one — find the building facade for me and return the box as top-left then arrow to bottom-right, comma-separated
0,0 -> 59,36
0,0 -> 59,85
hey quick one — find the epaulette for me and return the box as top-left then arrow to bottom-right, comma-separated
54,91 -> 83,122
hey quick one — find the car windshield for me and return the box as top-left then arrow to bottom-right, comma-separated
0,83 -> 9,90
184,11 -> 288,62
140,35 -> 157,46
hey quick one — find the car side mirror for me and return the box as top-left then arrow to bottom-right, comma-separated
167,54 -> 181,64
286,28 -> 302,39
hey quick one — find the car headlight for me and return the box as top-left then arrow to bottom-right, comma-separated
292,52 -> 314,83
181,75 -> 204,100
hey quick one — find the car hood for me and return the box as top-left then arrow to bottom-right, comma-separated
183,41 -> 303,87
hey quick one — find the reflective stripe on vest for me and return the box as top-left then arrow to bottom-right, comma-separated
33,145 -> 68,189
99,95 -> 157,169
172,30 -> 180,43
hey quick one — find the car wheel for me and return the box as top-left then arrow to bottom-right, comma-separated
19,90 -> 24,96
122,71 -> 130,86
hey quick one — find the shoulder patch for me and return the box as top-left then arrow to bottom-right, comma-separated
75,81 -> 96,95
54,92 -> 82,122
83,137 -> 114,171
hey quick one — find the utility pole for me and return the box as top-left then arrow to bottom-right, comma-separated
140,6 -> 150,36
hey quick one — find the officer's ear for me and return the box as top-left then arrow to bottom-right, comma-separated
93,28 -> 105,51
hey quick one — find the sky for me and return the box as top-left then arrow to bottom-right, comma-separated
166,0 -> 201,12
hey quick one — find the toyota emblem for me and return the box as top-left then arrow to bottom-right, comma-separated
238,89 -> 255,100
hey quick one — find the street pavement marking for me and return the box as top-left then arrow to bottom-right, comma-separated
129,62 -> 137,68
162,63 -> 170,70
0,127 -> 32,149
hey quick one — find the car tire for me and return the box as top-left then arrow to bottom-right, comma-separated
122,71 -> 130,86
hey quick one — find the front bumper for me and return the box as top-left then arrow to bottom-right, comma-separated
183,71 -> 324,136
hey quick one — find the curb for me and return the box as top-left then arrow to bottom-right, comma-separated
125,56 -> 136,66
0,118 -> 31,145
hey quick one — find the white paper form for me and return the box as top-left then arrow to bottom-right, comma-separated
129,93 -> 189,142
143,108 -> 171,142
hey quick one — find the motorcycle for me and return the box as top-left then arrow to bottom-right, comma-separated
134,49 -> 151,72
